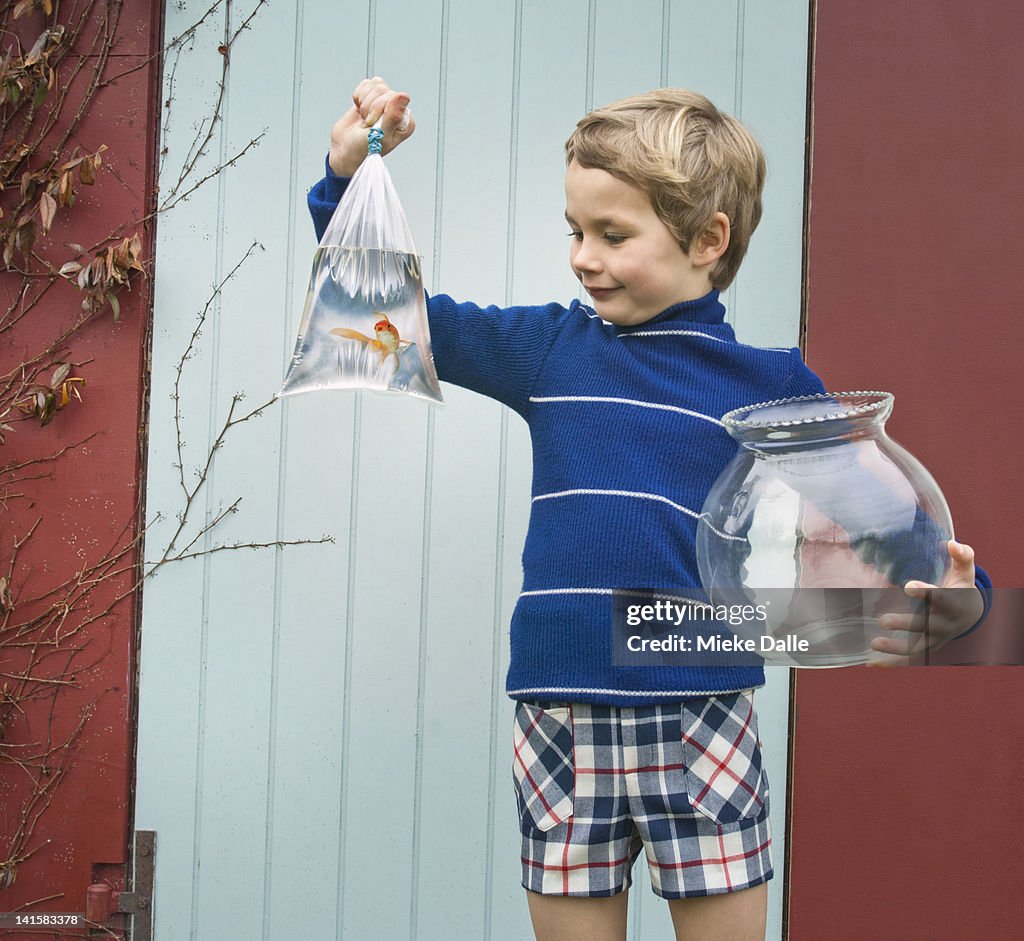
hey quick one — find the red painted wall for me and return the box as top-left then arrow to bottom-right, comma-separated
791,1 -> 1024,938
0,2 -> 161,931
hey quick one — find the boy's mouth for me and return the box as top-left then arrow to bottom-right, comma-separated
585,286 -> 619,300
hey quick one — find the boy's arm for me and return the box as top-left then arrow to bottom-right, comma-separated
423,295 -> 571,414
308,157 -> 348,242
871,540 -> 992,665
782,348 -> 827,398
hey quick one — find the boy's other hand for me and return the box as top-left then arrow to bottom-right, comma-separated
867,540 -> 985,667
328,76 -> 416,177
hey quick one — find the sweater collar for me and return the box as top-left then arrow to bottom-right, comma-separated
634,290 -> 726,328
606,290 -> 727,334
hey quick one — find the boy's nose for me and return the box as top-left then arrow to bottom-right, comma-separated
572,240 -> 602,273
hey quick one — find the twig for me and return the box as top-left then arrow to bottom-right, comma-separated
172,239 -> 262,498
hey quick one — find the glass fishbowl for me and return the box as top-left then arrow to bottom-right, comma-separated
696,392 -> 953,667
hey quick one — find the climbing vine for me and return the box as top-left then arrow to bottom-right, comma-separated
1,1 -> 307,932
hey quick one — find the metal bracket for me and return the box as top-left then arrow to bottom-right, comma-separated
86,831 -> 155,940
120,830 -> 155,941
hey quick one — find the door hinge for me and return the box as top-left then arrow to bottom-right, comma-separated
86,830 -> 155,941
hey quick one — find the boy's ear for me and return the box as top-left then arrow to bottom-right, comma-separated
691,212 -> 731,266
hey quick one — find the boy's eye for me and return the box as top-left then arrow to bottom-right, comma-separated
567,230 -> 583,241
604,234 -> 626,245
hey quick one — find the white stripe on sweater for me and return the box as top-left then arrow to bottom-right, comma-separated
529,395 -> 724,427
519,588 -> 708,605
508,685 -> 756,698
620,329 -> 729,343
621,329 -> 793,353
531,488 -> 744,541
519,587 -> 615,597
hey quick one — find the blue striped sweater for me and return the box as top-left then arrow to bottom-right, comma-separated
308,169 -> 992,704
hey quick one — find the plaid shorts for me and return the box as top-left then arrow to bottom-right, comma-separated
512,691 -> 772,899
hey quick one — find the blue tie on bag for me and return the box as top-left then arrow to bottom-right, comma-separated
281,125 -> 443,403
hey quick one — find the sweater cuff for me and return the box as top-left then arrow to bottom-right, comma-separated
966,565 -> 994,636
322,153 -> 350,202
307,156 -> 351,242
951,565 -> 994,641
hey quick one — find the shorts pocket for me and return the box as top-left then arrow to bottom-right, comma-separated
680,691 -> 768,825
512,702 -> 575,832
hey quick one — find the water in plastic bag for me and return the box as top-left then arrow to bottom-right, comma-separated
281,150 -> 443,403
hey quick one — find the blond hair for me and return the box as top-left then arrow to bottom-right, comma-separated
565,89 -> 766,290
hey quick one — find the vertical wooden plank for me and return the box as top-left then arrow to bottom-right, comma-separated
268,2 -> 371,936
663,0 -> 741,129
726,7 -> 813,939
507,0 -> 590,306
334,4 -> 444,938
411,1 -> 521,938
187,1 -> 303,937
134,2 -> 234,938
488,7 -> 536,934
591,0 -> 664,108
731,0 -> 811,347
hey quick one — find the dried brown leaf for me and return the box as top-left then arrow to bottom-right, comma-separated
38,190 -> 56,232
38,393 -> 57,426
24,31 -> 50,67
50,363 -> 70,389
17,219 -> 36,256
58,171 -> 74,207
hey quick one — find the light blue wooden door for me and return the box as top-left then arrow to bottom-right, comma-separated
134,2 -> 811,938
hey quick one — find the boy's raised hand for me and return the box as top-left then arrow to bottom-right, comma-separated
867,539 -> 985,667
328,76 -> 416,178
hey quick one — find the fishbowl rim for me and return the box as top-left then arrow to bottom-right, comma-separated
721,390 -> 894,434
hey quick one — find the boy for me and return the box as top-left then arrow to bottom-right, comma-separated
307,78 -> 989,941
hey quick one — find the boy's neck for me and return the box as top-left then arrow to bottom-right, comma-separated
632,290 -> 725,327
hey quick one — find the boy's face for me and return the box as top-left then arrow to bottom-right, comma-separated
564,161 -> 711,325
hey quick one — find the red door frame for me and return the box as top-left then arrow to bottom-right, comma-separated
790,1 -> 1024,938
1,1 -> 163,934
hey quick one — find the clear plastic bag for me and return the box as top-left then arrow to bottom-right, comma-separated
281,130 -> 443,403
